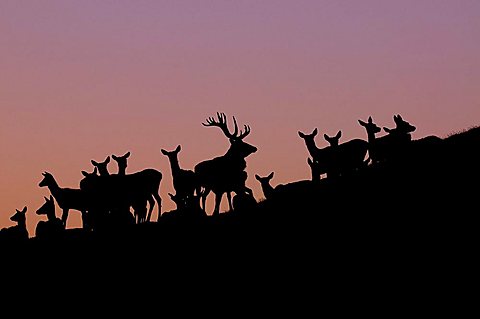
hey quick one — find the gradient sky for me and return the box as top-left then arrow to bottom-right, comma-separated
1,0 -> 479,234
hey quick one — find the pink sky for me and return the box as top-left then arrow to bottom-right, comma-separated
1,0 -> 479,235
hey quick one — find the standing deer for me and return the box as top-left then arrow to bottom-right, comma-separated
80,166 -> 162,223
194,112 -> 257,215
161,145 -> 197,209
112,151 -> 151,223
35,195 -> 63,239
39,172 -> 89,229
0,206 -> 29,242
298,128 -> 368,178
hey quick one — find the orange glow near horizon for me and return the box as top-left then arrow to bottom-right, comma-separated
1,1 -> 480,235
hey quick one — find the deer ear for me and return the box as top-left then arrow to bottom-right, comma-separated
105,156 -> 111,164
298,131 -> 306,138
268,172 -> 274,179
368,116 -> 373,123
358,120 -> 366,126
112,154 -> 118,161
161,149 -> 168,155
175,145 -> 181,152
22,206 -> 27,213
336,131 -> 342,139
81,171 -> 89,177
91,160 -> 99,166
323,134 -> 330,141
312,128 -> 318,136
124,151 -> 130,158
255,174 -> 261,181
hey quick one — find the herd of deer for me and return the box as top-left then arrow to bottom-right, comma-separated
0,112 -> 421,242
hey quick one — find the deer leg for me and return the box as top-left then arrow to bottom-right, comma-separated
61,209 -> 69,228
213,192 -> 222,216
202,189 -> 210,212
227,192 -> 233,212
146,196 -> 155,223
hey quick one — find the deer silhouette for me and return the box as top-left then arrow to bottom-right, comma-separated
80,165 -> 162,223
324,131 -> 342,146
255,172 -> 275,200
298,128 -> 367,178
35,195 -> 63,239
194,112 -> 257,215
91,156 -> 111,176
112,152 -> 130,175
161,145 -> 197,209
39,172 -> 89,229
111,151 -> 152,224
307,157 -> 321,182
0,206 -> 29,242
359,115 -> 415,164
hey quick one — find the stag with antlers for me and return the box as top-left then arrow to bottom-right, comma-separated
194,112 -> 257,215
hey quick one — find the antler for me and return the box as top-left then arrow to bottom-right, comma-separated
202,112 -> 251,140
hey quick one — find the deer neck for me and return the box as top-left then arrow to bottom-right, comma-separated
168,156 -> 180,174
366,131 -> 377,144
47,210 -> 56,222
304,139 -> 319,157
16,219 -> 26,229
117,167 -> 126,175
47,180 -> 61,197
262,182 -> 274,199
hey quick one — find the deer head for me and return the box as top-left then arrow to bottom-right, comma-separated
383,114 -> 416,135
36,195 -> 55,216
324,130 -> 342,146
39,172 -> 54,187
112,152 -> 130,174
358,116 -> 381,135
203,112 -> 257,157
11,206 -> 27,223
91,156 -> 110,176
161,145 -> 181,157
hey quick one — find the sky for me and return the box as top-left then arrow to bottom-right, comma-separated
1,0 -> 479,235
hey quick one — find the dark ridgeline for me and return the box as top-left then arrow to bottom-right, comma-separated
194,112 -> 257,215
1,111 -> 478,295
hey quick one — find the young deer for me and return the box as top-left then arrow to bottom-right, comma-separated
161,145 -> 197,209
39,172 -> 89,229
0,206 -> 29,242
194,112 -> 257,215
35,195 -> 63,239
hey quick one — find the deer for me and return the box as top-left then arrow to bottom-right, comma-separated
194,112 -> 257,215
111,151 -> 152,223
35,195 -> 63,239
358,115 -> 416,165
255,172 -> 275,200
80,165 -> 162,223
161,145 -> 197,209
39,172 -> 89,229
0,206 -> 29,242
298,127 -> 368,179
